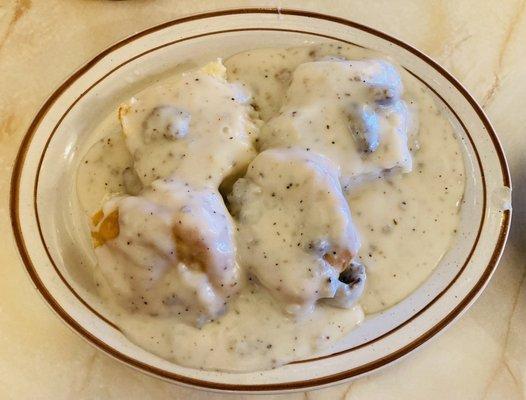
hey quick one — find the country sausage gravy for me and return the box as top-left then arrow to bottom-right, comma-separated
76,43 -> 465,371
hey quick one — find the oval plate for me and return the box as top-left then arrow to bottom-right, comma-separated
10,8 -> 511,394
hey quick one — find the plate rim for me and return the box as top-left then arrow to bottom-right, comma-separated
10,8 -> 511,392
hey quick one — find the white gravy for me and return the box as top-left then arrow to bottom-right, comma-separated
76,43 -> 465,371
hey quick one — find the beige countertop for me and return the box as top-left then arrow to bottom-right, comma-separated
0,1 -> 525,399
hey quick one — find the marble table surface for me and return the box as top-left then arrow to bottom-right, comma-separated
1,1 -> 525,399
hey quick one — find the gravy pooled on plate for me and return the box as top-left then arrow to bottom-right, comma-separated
76,43 -> 465,371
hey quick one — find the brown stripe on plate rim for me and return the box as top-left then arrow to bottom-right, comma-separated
31,26 -> 487,366
9,8 -> 511,392
31,24 -> 492,366
28,28 -> 486,364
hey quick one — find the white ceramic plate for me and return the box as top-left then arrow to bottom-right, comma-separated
10,9 -> 511,393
